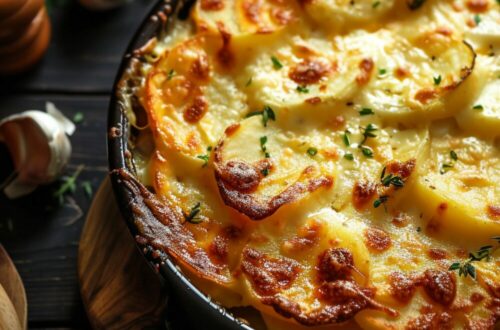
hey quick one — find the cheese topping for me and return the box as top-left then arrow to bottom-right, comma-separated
120,0 -> 500,328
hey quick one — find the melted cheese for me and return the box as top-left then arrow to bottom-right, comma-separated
124,0 -> 500,328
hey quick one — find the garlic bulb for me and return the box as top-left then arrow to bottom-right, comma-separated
0,102 -> 74,199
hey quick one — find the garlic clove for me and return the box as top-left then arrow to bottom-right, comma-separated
45,102 -> 75,136
0,103 -> 72,199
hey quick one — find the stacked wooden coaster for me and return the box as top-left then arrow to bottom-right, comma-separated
0,0 -> 51,75
0,245 -> 27,330
78,178 -> 167,329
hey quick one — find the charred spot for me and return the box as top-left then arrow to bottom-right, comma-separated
241,248 -> 301,296
263,287 -> 395,326
422,269 -> 456,306
364,227 -> 392,253
208,226 -> 241,263
271,8 -> 295,25
405,312 -> 453,330
428,248 -> 448,260
392,212 -> 410,227
114,169 -> 229,284
352,181 -> 377,210
224,123 -> 241,136
241,0 -> 261,23
219,161 -> 261,193
437,202 -> 448,215
426,217 -> 441,233
216,22 -> 234,66
386,159 -> 416,179
200,0 -> 224,10
487,205 -> 500,220
183,96 -> 208,123
389,271 -> 419,303
305,97 -> 321,105
318,280 -> 373,305
189,54 -> 210,81
317,248 -> 354,282
356,58 -> 374,85
436,27 -> 453,36
470,292 -> 484,303
466,0 -> 489,12
395,67 -> 411,79
289,59 -> 330,85
415,88 -> 438,104
282,222 -> 322,253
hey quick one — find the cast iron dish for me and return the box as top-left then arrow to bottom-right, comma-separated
108,1 -> 249,328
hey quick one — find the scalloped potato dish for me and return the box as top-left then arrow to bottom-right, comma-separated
117,0 -> 500,329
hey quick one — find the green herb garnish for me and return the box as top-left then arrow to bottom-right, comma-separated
297,85 -> 309,93
440,163 -> 453,174
167,69 -> 175,80
81,181 -> 93,199
449,238 -> 499,279
360,146 -> 374,158
342,130 -> 351,147
359,108 -> 374,116
378,68 -> 387,76
450,150 -> 458,161
73,112 -> 84,124
196,146 -> 212,167
372,1 -> 381,8
473,104 -> 483,111
271,56 -> 283,70
307,147 -> 318,156
381,172 -> 404,188
344,153 -> 354,161
53,165 -> 85,205
260,136 -> 270,158
184,202 -> 203,224
246,77 -> 253,87
373,195 -> 388,208
433,75 -> 442,86
246,105 -> 276,127
474,14 -> 481,26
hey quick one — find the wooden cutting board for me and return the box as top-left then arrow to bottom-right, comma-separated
77,178 -> 167,329
0,244 -> 27,330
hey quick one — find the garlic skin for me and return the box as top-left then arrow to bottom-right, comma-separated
0,102 -> 74,199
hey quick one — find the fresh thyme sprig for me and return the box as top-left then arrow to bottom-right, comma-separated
449,237 -> 499,279
246,106 -> 276,127
196,146 -> 212,167
260,136 -> 270,159
53,165 -> 85,205
440,150 -> 459,174
357,124 -> 377,158
380,166 -> 404,188
184,202 -> 203,224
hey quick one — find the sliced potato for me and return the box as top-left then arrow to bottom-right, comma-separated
192,0 -> 301,52
301,0 -> 398,32
412,133 -> 500,246
357,29 -> 476,124
456,56 -> 500,138
242,35 -> 359,114
145,36 -> 249,159
239,209 -> 389,326
213,116 -> 334,220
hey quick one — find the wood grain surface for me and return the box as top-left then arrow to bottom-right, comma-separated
78,178 -> 166,329
0,245 -> 26,329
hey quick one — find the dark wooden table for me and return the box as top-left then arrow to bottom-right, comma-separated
0,1 -> 156,328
